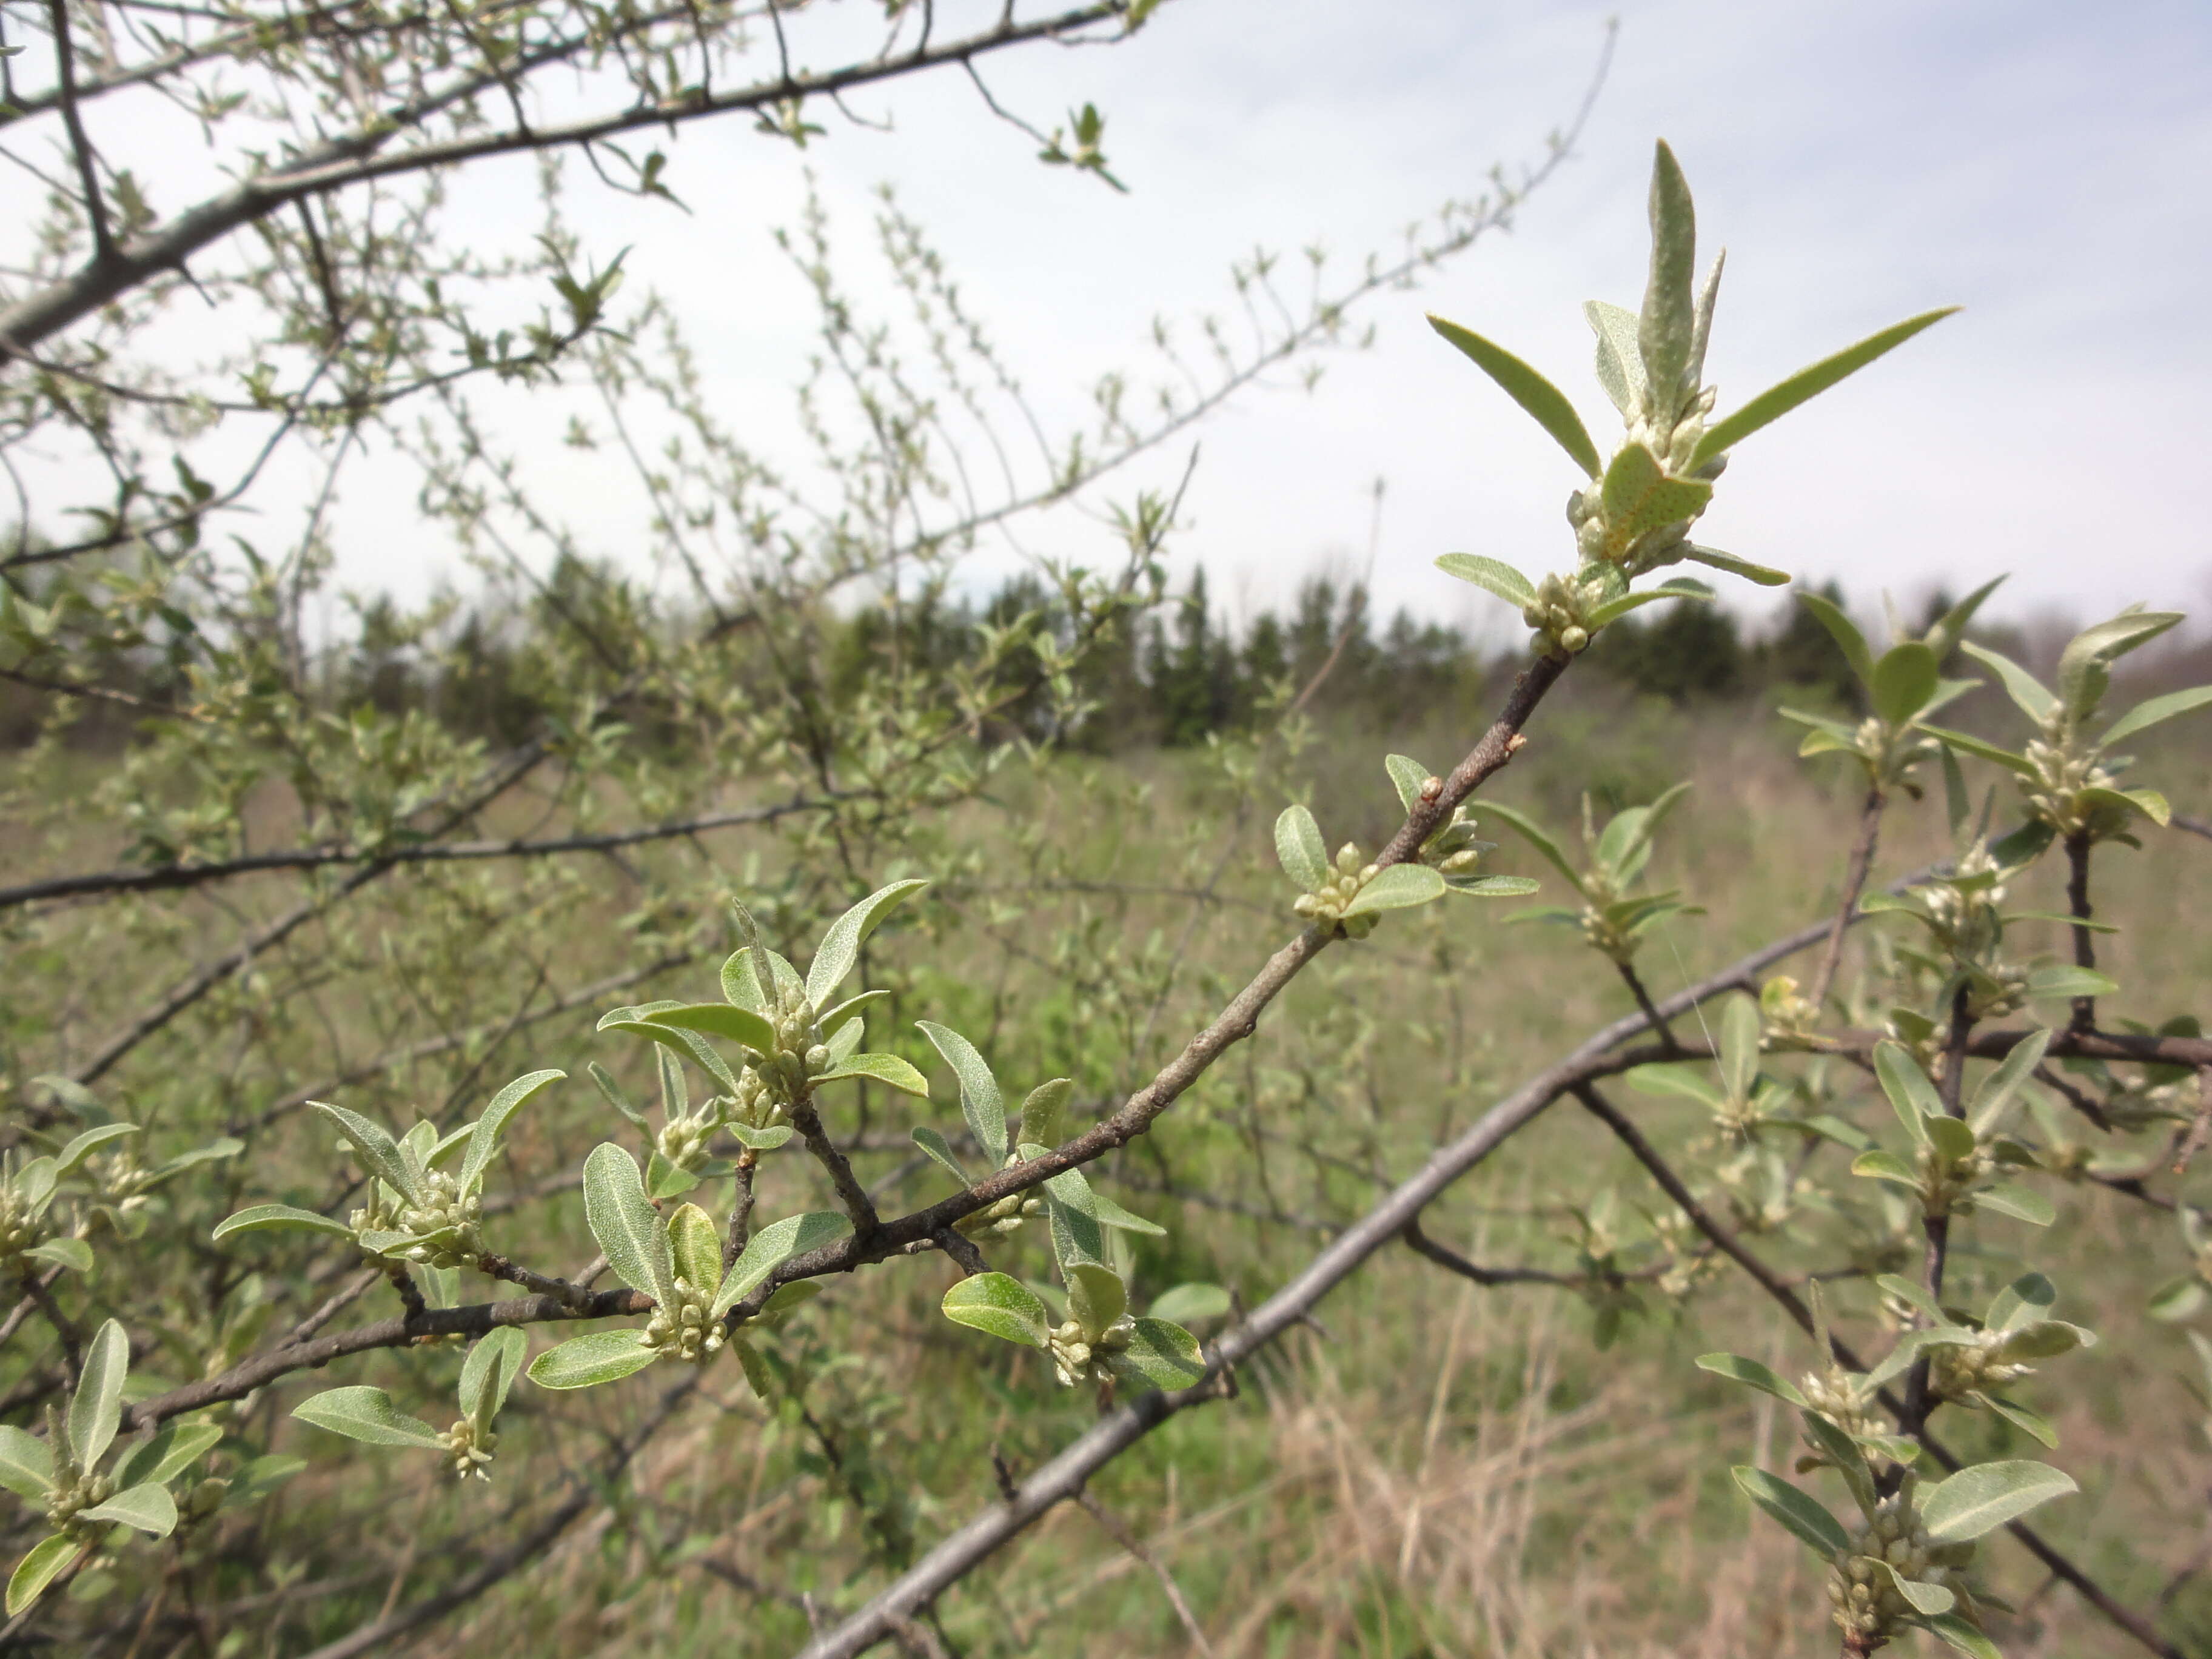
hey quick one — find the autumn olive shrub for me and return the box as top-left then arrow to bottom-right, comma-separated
7,135 -> 2210,1659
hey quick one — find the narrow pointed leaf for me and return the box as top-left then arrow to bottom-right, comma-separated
640,1002 -> 776,1054
1731,1467 -> 1850,1555
527,1330 -> 659,1390
917,1022 -> 1006,1166
1696,1353 -> 1808,1406
1584,298 -> 1647,415
1427,315 -> 1600,476
1919,1460 -> 2076,1541
1434,554 -> 1537,609
1795,591 -> 1873,687
310,1102 -> 424,1207
814,1051 -> 930,1098
2101,684 -> 2212,748
808,879 -> 930,1005
582,1142 -> 674,1306
69,1319 -> 129,1472
1341,862 -> 1446,917
1971,1182 -> 2054,1227
458,1068 -> 563,1198
7,1535 -> 78,1617
1148,1284 -> 1232,1325
1689,308 -> 1958,466
53,1122 -> 138,1176
1683,545 -> 1789,586
1959,642 -> 2056,722
113,1422 -> 222,1491
24,1238 -> 92,1274
0,1427 -> 53,1501
1638,139 -> 1698,406
459,1327 -> 527,1431
1874,1041 -> 1940,1144
1920,1612 -> 2002,1659
910,1126 -> 975,1185
290,1387 -> 446,1449
714,1210 -> 850,1318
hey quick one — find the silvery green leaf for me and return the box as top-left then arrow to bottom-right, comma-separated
645,1150 -> 700,1201
1480,803 -> 1585,894
1695,1353 -> 1807,1406
1594,782 -> 1692,885
458,1067 -> 564,1198
112,1421 -> 221,1490
1433,554 -> 1537,609
1597,444 -> 1713,552
1045,1164 -> 1164,1236
814,1051 -> 931,1099
1110,1319 -> 1208,1390
1688,307 -> 1957,467
712,1211 -> 849,1318
586,1062 -> 651,1133
582,1142 -> 674,1306
817,987 -> 891,1032
1981,1393 -> 2059,1449
1045,1191 -> 1107,1273
290,1387 -> 446,1450
1681,546 -> 1789,586
2057,609 -> 2182,720
1871,642 -> 1939,727
666,1202 -> 723,1305
1340,863 -> 1445,917
1794,590 -> 1873,687
24,1238 -> 92,1274
1865,1327 -> 1975,1392
725,1124 -> 794,1151
1731,1467 -> 1850,1557
2078,785 -> 2170,828
2100,683 -> 2212,748
69,1319 -> 128,1473
595,1006 -> 742,1093
460,1327 -> 526,1433
640,1002 -> 776,1055
1872,1558 -> 1954,1615
148,1136 -> 244,1185
2148,1277 -> 2203,1321
940,1273 -> 1050,1349
1384,753 -> 1430,814
917,1021 -> 1006,1166
1274,804 -> 1327,891
1851,1149 -> 1922,1191
309,1102 -> 424,1208
807,878 -> 930,1007
719,945 -> 767,1013
1968,1028 -> 2050,1134
1626,1064 -> 1726,1109
526,1330 -> 658,1390
911,1127 -> 976,1186
1583,299 -> 1646,416
1447,873 -> 1539,897
1993,1318 -> 2093,1361
1719,995 -> 1760,1105
1959,642 -> 2056,722
1925,1114 -> 1978,1164
1637,139 -> 1698,407
1017,1078 -> 1073,1150
1587,579 -> 1714,629
400,1118 -> 438,1170
1985,1272 -> 2057,1334
1919,1460 -> 2076,1542
1426,315 -> 1600,476
7,1535 -> 77,1617
52,1122 -> 138,1178
1874,1041 -> 1940,1144
1066,1262 -> 1127,1342
0,1427 -> 53,1501
1922,723 -> 2037,777
1924,575 -> 2006,657
1874,1273 -> 1945,1323
1686,248 -> 1725,389
1917,1612 -> 2002,1659
1971,1183 -> 2054,1227
1148,1283 -> 1232,1326
824,1015 -> 865,1067
2027,966 -> 2119,1003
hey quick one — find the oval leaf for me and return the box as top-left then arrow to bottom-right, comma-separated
69,1319 -> 129,1473
1434,554 -> 1537,609
917,1021 -> 1007,1167
458,1068 -> 564,1198
7,1534 -> 78,1617
942,1272 -> 1050,1350
290,1386 -> 445,1450
582,1142 -> 675,1306
807,879 -> 930,1007
1275,804 -> 1327,891
814,1051 -> 931,1099
1111,1318 -> 1208,1390
526,1330 -> 659,1390
1341,862 -> 1446,918
714,1210 -> 850,1318
1731,1466 -> 1851,1557
1920,1460 -> 2077,1543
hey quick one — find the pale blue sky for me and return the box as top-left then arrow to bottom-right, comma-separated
32,1 -> 2207,640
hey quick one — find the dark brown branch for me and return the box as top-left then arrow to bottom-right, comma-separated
1,794 -> 840,910
45,0 -> 117,267
1615,960 -> 1678,1052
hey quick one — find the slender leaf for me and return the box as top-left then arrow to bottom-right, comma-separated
1017,1079 -> 1073,1150
1959,642 -> 2056,722
1584,298 -> 1647,415
1341,862 -> 1446,917
527,1330 -> 659,1390
1689,307 -> 1958,466
1681,545 -> 1790,586
113,1422 -> 222,1490
309,1101 -> 424,1207
24,1238 -> 92,1274
807,879 -> 930,1006
1919,1460 -> 2077,1541
1638,139 -> 1698,406
1434,554 -> 1537,609
290,1387 -> 445,1449
581,1142 -> 674,1307
1920,1612 -> 2002,1659
53,1122 -> 138,1177
1968,1028 -> 2050,1133
1971,1182 -> 2055,1227
69,1319 -> 129,1472
1794,590 -> 1872,687
1874,1041 -> 1940,1144
2101,683 -> 2212,748
917,1021 -> 1007,1165
640,1002 -> 776,1054
1696,1353 -> 1808,1407
458,1068 -> 564,1197
1427,315 -> 1600,476
0,1427 -> 52,1501
7,1535 -> 78,1617
713,1211 -> 850,1318
910,1126 -> 974,1185
814,1051 -> 931,1098
1731,1466 -> 1850,1555
1479,803 -> 1586,894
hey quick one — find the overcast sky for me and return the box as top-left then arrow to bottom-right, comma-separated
81,0 -> 2210,642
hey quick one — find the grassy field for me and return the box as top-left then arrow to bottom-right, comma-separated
5,675 -> 2210,1658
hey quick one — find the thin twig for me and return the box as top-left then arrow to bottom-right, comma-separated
1810,785 -> 1885,1008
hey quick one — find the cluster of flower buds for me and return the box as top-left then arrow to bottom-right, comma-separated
954,1171 -> 1044,1241
727,1065 -> 788,1138
0,1158 -> 51,1261
1047,1313 -> 1134,1387
1518,565 -> 1616,657
440,1418 -> 498,1481
642,1275 -> 724,1363
751,981 -> 834,1105
1928,1329 -> 2036,1403
1797,1365 -> 1884,1449
1292,842 -> 1384,939
2020,721 -> 2123,840
392,1168 -> 483,1269
1760,975 -> 1822,1041
1825,1486 -> 1972,1649
40,1407 -> 114,1539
